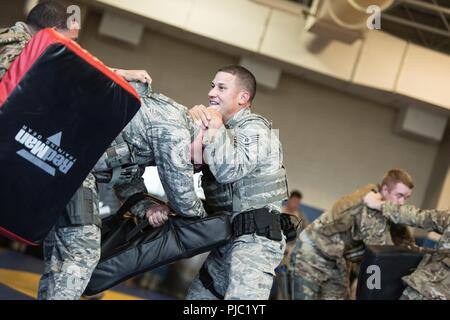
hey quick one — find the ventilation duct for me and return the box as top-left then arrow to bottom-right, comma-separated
305,0 -> 394,43
395,106 -> 448,143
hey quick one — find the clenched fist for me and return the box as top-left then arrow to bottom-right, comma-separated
145,204 -> 169,227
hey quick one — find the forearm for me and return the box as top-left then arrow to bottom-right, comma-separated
158,161 -> 206,218
382,202 -> 450,234
166,187 -> 206,218
154,126 -> 206,218
113,173 -> 154,218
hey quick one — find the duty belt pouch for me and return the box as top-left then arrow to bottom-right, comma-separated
280,213 -> 301,242
356,245 -> 424,300
58,186 -> 100,227
84,195 -> 232,295
255,211 -> 282,241
0,29 -> 140,245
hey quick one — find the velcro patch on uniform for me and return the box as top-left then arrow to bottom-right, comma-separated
241,134 -> 260,146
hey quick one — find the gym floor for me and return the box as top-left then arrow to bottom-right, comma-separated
0,249 -> 174,300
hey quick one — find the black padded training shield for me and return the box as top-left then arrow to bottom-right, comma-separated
0,28 -> 140,245
356,245 -> 424,300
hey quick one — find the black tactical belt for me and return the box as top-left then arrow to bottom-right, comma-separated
232,208 -> 283,241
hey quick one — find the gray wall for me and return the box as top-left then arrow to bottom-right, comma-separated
0,0 -> 26,26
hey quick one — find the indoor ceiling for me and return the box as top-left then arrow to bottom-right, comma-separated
288,0 -> 450,55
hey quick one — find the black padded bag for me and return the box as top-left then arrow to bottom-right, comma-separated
356,245 -> 424,300
85,195 -> 232,295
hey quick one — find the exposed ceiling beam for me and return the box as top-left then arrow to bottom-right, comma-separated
383,12 -> 450,37
398,0 -> 450,16
431,0 -> 450,32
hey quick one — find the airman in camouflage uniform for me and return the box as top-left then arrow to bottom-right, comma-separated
186,65 -> 288,300
93,81 -> 207,220
1,3 -> 151,299
0,2 -> 103,300
292,169 -> 415,299
364,196 -> 450,300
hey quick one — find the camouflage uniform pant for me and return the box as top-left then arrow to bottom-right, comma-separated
37,224 -> 101,300
186,233 -> 286,300
399,286 -> 427,300
293,232 -> 349,300
38,175 -> 101,300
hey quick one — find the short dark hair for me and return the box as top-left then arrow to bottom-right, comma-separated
290,190 -> 303,199
26,1 -> 68,31
217,65 -> 257,102
381,168 -> 414,190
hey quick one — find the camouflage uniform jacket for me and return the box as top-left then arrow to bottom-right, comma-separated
202,107 -> 288,219
304,184 -> 398,261
97,83 -> 206,219
0,22 -> 33,80
382,203 -> 450,299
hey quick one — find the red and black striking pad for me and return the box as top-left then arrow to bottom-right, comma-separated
0,29 -> 140,245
